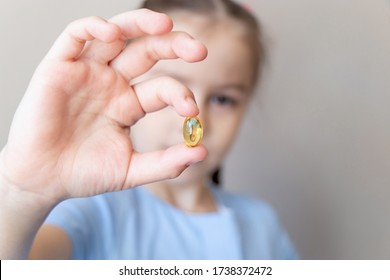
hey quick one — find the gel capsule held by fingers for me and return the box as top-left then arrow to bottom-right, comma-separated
183,116 -> 203,147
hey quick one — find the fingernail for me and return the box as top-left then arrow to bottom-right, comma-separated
187,96 -> 197,106
185,97 -> 198,115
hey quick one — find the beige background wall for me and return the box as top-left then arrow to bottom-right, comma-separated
1,0 -> 389,259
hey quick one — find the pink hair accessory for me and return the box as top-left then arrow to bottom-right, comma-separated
241,2 -> 253,13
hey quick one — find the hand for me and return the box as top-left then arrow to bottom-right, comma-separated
0,9 -> 208,203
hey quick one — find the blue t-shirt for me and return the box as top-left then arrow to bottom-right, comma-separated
45,187 -> 298,259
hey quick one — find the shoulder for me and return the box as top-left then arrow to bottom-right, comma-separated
213,188 -> 282,239
213,188 -> 299,259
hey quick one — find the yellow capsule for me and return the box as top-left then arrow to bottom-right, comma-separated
183,116 -> 203,147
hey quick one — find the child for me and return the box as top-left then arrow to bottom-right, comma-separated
0,0 -> 297,259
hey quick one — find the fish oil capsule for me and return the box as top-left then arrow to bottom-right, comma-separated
183,116 -> 203,147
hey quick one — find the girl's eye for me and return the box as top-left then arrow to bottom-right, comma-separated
210,95 -> 238,107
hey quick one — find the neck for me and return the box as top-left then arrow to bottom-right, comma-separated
144,180 -> 217,213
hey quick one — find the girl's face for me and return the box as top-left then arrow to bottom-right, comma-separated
132,16 -> 255,185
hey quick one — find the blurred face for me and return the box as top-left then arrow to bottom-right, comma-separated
132,15 -> 254,185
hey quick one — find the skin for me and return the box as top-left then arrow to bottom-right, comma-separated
0,10 -> 255,259
132,14 -> 254,213
0,9 -> 208,259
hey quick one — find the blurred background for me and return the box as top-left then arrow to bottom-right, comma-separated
0,0 -> 389,259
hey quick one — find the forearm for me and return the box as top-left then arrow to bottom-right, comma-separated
0,173 -> 56,259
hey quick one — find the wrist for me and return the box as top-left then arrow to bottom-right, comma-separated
0,171 -> 57,213
0,148 -> 60,212
0,169 -> 57,259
